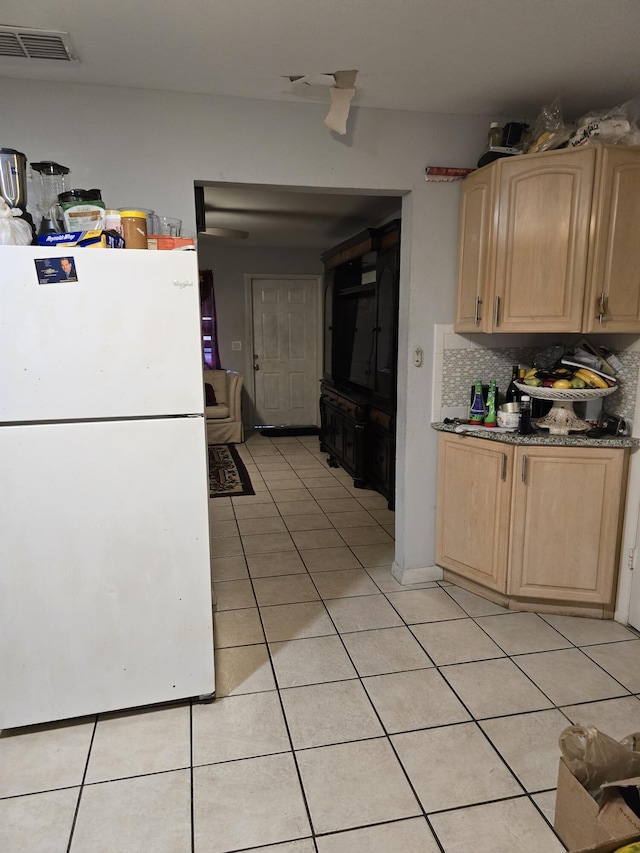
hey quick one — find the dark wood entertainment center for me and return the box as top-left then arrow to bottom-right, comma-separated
319,219 -> 400,509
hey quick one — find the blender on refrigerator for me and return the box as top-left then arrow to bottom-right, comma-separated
0,147 -> 35,239
30,160 -> 70,234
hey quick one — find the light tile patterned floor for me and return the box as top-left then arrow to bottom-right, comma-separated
2,433 -> 640,852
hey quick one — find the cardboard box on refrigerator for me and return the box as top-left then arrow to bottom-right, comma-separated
147,235 -> 195,250
555,758 -> 640,851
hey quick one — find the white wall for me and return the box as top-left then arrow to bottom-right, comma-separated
0,76 -> 492,577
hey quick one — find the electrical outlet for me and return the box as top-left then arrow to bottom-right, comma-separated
231,341 -> 242,351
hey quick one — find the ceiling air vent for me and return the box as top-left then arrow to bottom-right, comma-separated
0,26 -> 77,61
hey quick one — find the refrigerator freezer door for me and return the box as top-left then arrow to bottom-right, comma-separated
0,247 -> 204,423
0,416 -> 214,729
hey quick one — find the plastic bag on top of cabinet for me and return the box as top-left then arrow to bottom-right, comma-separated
528,98 -> 576,153
569,99 -> 640,147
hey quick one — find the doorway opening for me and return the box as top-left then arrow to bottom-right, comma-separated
193,182 -> 404,433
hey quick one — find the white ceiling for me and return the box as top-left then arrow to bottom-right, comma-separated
1,0 -> 639,116
2,0 -> 639,247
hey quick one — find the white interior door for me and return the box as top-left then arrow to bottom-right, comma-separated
251,277 -> 320,426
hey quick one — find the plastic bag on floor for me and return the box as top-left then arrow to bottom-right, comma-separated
559,725 -> 640,795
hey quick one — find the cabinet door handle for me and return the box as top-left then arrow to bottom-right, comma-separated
493,295 -> 500,327
474,296 -> 482,326
521,455 -> 527,483
598,292 -> 607,325
501,453 -> 507,481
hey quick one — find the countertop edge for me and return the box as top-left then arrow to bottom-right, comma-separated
431,422 -> 639,448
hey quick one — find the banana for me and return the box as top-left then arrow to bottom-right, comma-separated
573,368 -> 610,389
524,368 -> 538,380
613,844 -> 640,853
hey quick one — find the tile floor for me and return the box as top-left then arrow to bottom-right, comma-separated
2,433 -> 640,852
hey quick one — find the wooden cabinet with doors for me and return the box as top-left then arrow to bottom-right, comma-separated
508,444 -> 628,613
319,385 -> 368,487
319,220 -> 400,508
454,144 -> 640,334
436,432 -> 629,617
368,406 -> 396,509
322,267 -> 334,381
454,165 -> 496,332
436,433 -> 513,594
584,145 -> 640,332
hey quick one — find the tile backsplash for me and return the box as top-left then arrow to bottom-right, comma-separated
433,326 -> 640,428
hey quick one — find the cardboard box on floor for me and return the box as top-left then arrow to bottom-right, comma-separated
572,836 -> 640,853
555,757 -> 640,851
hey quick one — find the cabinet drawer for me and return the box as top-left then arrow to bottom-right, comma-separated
369,408 -> 392,430
336,397 -> 358,418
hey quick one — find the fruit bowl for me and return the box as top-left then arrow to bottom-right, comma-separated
514,382 -> 618,435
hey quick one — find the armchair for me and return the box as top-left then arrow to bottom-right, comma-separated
203,369 -> 244,444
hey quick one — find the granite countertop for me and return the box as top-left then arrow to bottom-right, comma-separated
432,421 -> 639,448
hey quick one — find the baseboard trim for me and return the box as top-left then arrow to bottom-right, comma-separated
257,426 -> 320,437
392,562 -> 444,585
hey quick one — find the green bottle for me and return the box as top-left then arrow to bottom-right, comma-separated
484,380 -> 497,427
469,380 -> 485,423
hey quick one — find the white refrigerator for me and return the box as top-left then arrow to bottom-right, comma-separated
0,246 -> 215,729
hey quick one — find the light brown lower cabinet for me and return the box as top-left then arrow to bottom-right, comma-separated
436,433 -> 629,617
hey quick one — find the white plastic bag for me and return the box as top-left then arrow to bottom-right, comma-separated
569,99 -> 640,148
559,725 -> 640,795
0,197 -> 33,245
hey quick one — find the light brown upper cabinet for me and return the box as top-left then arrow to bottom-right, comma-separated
455,144 -> 640,334
585,146 -> 640,332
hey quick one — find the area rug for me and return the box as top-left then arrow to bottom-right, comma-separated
208,444 -> 254,498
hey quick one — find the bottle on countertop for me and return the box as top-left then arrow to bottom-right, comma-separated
518,394 -> 533,435
469,380 -> 485,424
488,122 -> 503,148
484,380 -> 497,427
505,364 -> 522,404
